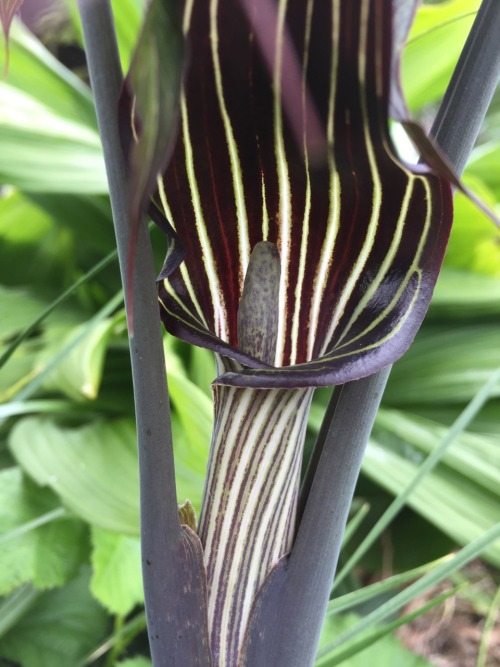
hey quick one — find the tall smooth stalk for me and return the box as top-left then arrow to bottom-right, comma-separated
78,2 -> 211,664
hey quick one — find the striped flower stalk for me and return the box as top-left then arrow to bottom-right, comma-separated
123,0 -> 455,663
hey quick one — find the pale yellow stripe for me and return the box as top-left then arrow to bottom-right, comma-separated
289,0 -> 314,365
307,0 -> 341,360
210,0 -> 250,278
318,0 -> 382,356
180,94 -> 228,339
274,0 -> 293,367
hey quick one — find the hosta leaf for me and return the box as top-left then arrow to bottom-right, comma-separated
375,408 -> 500,495
429,269 -> 500,319
0,468 -> 88,595
0,191 -> 75,290
118,659 -> 153,667
0,84 -> 107,193
402,0 -> 480,112
0,568 -> 109,667
153,0 -> 453,388
443,178 -> 500,276
90,526 -> 143,616
363,437 -> 500,566
0,285 -> 47,342
0,20 -> 95,125
9,418 -> 140,534
38,314 -> 123,401
386,324 -> 500,405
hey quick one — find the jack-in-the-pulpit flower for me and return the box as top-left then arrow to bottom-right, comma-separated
123,0 -> 453,664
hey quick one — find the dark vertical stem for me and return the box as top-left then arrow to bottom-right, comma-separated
78,2 -> 211,665
242,1 -> 500,665
430,0 -> 500,174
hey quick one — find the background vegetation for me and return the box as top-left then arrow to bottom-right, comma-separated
0,0 -> 499,665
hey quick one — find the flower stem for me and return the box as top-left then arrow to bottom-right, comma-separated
78,2 -> 211,664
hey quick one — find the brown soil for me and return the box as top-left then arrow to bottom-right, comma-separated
397,562 -> 500,667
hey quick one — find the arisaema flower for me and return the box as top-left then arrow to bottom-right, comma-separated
124,0 -> 454,663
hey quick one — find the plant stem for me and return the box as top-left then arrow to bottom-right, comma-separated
430,0 -> 500,174
241,1 -> 500,665
78,2 -> 211,664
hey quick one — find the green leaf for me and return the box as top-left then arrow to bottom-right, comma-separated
375,408 -> 500,495
467,140 -> 500,199
1,20 -> 95,125
0,568 -> 109,667
363,440 -> 500,566
316,611 -> 433,667
443,178 -> 500,276
0,584 -> 40,639
0,191 -> 74,291
429,269 -> 500,319
166,356 -> 212,512
402,0 -> 480,111
327,557 -> 452,617
386,325 -> 500,405
117,658 -> 153,667
0,468 -> 88,595
90,526 -> 143,616
9,418 -> 140,535
38,314 -> 124,401
0,285 -> 48,342
0,83 -> 107,193
321,522 -> 500,659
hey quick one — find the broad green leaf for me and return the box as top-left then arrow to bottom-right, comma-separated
363,440 -> 500,566
0,83 -> 107,193
9,418 -> 140,534
29,193 -> 116,257
189,344 -> 216,397
111,0 -> 145,72
162,338 -> 211,509
90,527 -> 143,616
0,285 -> 47,342
443,179 -> 500,276
118,658 -> 153,667
467,140 -> 500,199
0,191 -> 74,290
0,584 -> 40,639
0,568 -> 109,667
167,359 -> 211,511
402,0 -> 480,111
0,337 -> 40,402
38,314 -> 125,401
386,325 -> 500,405
0,468 -> 88,595
375,408 -> 500,495
0,20 -> 95,125
429,269 -> 500,319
